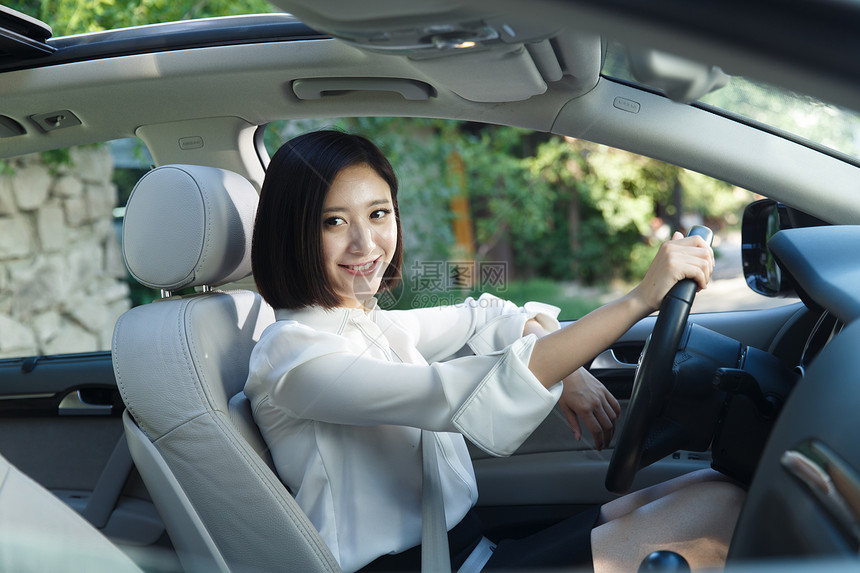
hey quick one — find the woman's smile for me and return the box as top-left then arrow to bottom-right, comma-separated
338,257 -> 382,275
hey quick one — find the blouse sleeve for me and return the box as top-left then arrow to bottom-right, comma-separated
388,293 -> 562,362
245,320 -> 562,457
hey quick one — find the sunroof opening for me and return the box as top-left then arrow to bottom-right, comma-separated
0,5 -> 55,60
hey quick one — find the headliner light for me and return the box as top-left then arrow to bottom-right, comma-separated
338,24 -> 500,56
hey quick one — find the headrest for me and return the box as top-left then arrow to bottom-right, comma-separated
122,165 -> 258,291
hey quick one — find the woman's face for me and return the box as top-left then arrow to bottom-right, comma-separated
321,163 -> 398,309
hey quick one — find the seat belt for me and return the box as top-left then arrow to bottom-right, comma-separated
421,430 -> 451,573
81,432 -> 134,529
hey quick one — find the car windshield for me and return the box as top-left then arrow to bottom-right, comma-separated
603,42 -> 860,163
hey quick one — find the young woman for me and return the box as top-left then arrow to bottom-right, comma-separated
245,130 -> 743,573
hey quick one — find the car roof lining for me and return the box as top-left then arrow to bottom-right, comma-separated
495,0 -> 860,115
0,37 -> 582,156
0,15 -> 858,226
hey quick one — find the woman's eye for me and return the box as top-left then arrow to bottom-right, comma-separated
371,209 -> 391,220
324,216 -> 345,227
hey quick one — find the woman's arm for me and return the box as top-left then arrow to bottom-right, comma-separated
249,322 -> 562,456
389,294 -> 560,363
524,319 -> 620,450
528,233 -> 714,391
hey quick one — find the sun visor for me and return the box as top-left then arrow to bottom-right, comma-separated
411,45 -> 547,102
271,0 -> 601,103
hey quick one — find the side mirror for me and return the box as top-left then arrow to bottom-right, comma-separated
741,199 -> 826,297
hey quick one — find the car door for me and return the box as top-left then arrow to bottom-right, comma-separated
0,351 -> 175,563
0,145 -> 172,567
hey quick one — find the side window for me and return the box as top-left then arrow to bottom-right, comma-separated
264,118 -> 794,319
0,140 -> 153,359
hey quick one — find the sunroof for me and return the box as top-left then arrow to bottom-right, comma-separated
0,13 -> 323,74
3,0 -> 278,36
0,5 -> 54,60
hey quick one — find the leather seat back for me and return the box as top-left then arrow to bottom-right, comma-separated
113,165 -> 339,573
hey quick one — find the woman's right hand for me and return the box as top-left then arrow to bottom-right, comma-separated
527,231 -> 714,392
629,232 -> 714,315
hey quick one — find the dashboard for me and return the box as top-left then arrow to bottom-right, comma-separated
769,225 -> 860,323
729,224 -> 860,559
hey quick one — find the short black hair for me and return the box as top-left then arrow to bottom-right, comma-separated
252,130 -> 403,309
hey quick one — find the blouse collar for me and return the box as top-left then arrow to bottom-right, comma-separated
274,298 -> 379,331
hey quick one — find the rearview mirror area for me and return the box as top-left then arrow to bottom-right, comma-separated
741,199 -> 826,297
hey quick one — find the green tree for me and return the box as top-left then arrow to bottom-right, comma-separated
6,0 -> 274,36
524,137 -> 749,284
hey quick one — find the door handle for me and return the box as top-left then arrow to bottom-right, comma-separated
58,390 -> 113,416
591,349 -> 638,370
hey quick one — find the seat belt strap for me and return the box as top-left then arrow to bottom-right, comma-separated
457,537 -> 496,573
421,430 -> 451,573
81,432 -> 134,529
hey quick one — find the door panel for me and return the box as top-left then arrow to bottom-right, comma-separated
0,351 -> 170,559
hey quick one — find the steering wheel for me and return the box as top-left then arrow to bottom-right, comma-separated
605,226 -> 714,494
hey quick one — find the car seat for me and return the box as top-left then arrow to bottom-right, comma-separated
0,450 -> 144,571
112,165 -> 340,573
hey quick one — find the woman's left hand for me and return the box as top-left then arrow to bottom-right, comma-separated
560,368 -> 620,450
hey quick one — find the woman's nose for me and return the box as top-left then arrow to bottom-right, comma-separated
348,221 -> 375,253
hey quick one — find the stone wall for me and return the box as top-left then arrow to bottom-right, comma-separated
0,146 -> 131,358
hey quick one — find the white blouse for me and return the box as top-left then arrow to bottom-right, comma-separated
244,294 -> 563,573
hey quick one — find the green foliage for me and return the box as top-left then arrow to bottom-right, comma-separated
579,142 -> 678,235
0,147 -> 77,176
679,169 -> 750,226
38,147 -> 74,174
385,276 -> 603,320
459,126 -> 556,260
6,0 -> 274,36
479,278 -> 604,319
521,137 -> 749,284
265,118 -> 746,291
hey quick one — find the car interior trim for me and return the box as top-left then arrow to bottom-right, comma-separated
552,79 -> 860,225
781,439 -> 860,552
292,77 -> 437,101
